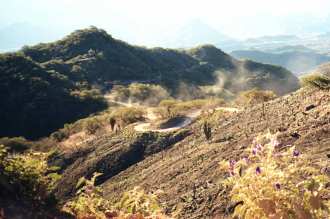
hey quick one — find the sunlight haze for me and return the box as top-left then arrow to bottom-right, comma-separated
1,0 -> 330,47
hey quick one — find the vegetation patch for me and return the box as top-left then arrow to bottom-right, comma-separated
300,73 -> 330,90
63,173 -> 169,219
109,107 -> 145,126
220,132 -> 330,218
235,89 -> 277,105
0,145 -> 61,216
156,98 -> 224,119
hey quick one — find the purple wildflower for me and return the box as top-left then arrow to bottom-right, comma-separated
252,148 -> 257,155
256,144 -> 263,150
271,138 -> 280,147
228,160 -> 236,176
243,156 -> 249,163
274,183 -> 281,190
229,160 -> 236,167
256,166 -> 261,175
293,149 -> 300,157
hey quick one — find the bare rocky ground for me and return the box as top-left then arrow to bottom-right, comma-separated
53,87 -> 330,218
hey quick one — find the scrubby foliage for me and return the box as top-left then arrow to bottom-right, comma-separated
64,173 -> 167,219
300,73 -> 330,90
109,107 -> 145,126
157,98 -> 224,119
220,133 -> 330,219
0,53 -> 107,140
50,106 -> 143,140
0,136 -> 32,152
117,187 -> 163,217
84,118 -> 102,135
63,173 -> 113,218
0,145 -> 61,209
111,83 -> 170,106
235,89 -> 277,105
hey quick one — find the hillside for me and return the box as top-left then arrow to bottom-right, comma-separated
0,53 -> 107,139
50,86 -> 330,218
231,49 -> 330,75
21,27 -> 299,93
0,27 -> 299,140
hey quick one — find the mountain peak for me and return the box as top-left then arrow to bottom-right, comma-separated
22,26 -> 114,62
64,26 -> 112,41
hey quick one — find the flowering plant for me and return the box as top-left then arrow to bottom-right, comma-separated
220,132 -> 330,219
64,173 -> 169,219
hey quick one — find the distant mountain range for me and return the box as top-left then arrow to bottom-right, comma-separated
156,19 -> 237,49
237,34 -> 330,54
231,48 -> 330,75
1,20 -> 330,55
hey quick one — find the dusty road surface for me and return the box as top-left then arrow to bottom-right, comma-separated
106,94 -> 241,132
134,107 -> 241,132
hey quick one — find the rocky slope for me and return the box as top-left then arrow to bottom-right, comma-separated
52,86 -> 330,218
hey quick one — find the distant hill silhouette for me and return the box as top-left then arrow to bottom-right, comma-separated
231,49 -> 330,75
158,19 -> 235,48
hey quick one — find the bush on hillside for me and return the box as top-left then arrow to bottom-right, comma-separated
220,133 -> 330,218
300,73 -> 330,90
64,173 -> 167,218
109,107 -> 145,126
157,98 -> 225,119
51,131 -> 69,142
235,89 -> 277,105
83,118 -> 103,135
0,145 -> 60,208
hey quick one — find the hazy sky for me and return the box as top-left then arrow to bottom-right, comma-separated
1,0 -> 330,45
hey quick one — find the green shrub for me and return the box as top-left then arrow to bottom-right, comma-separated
220,132 -> 330,218
64,173 -> 167,219
300,73 -> 330,90
0,145 -> 60,207
117,187 -> 162,216
63,173 -> 114,218
84,118 -> 102,135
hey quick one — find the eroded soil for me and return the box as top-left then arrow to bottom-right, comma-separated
54,87 -> 330,218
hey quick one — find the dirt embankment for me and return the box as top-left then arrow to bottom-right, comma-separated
53,87 -> 329,218
51,128 -> 192,200
101,88 -> 330,218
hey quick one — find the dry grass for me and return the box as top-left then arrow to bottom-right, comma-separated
300,73 -> 330,90
235,89 -> 277,106
156,98 -> 225,119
